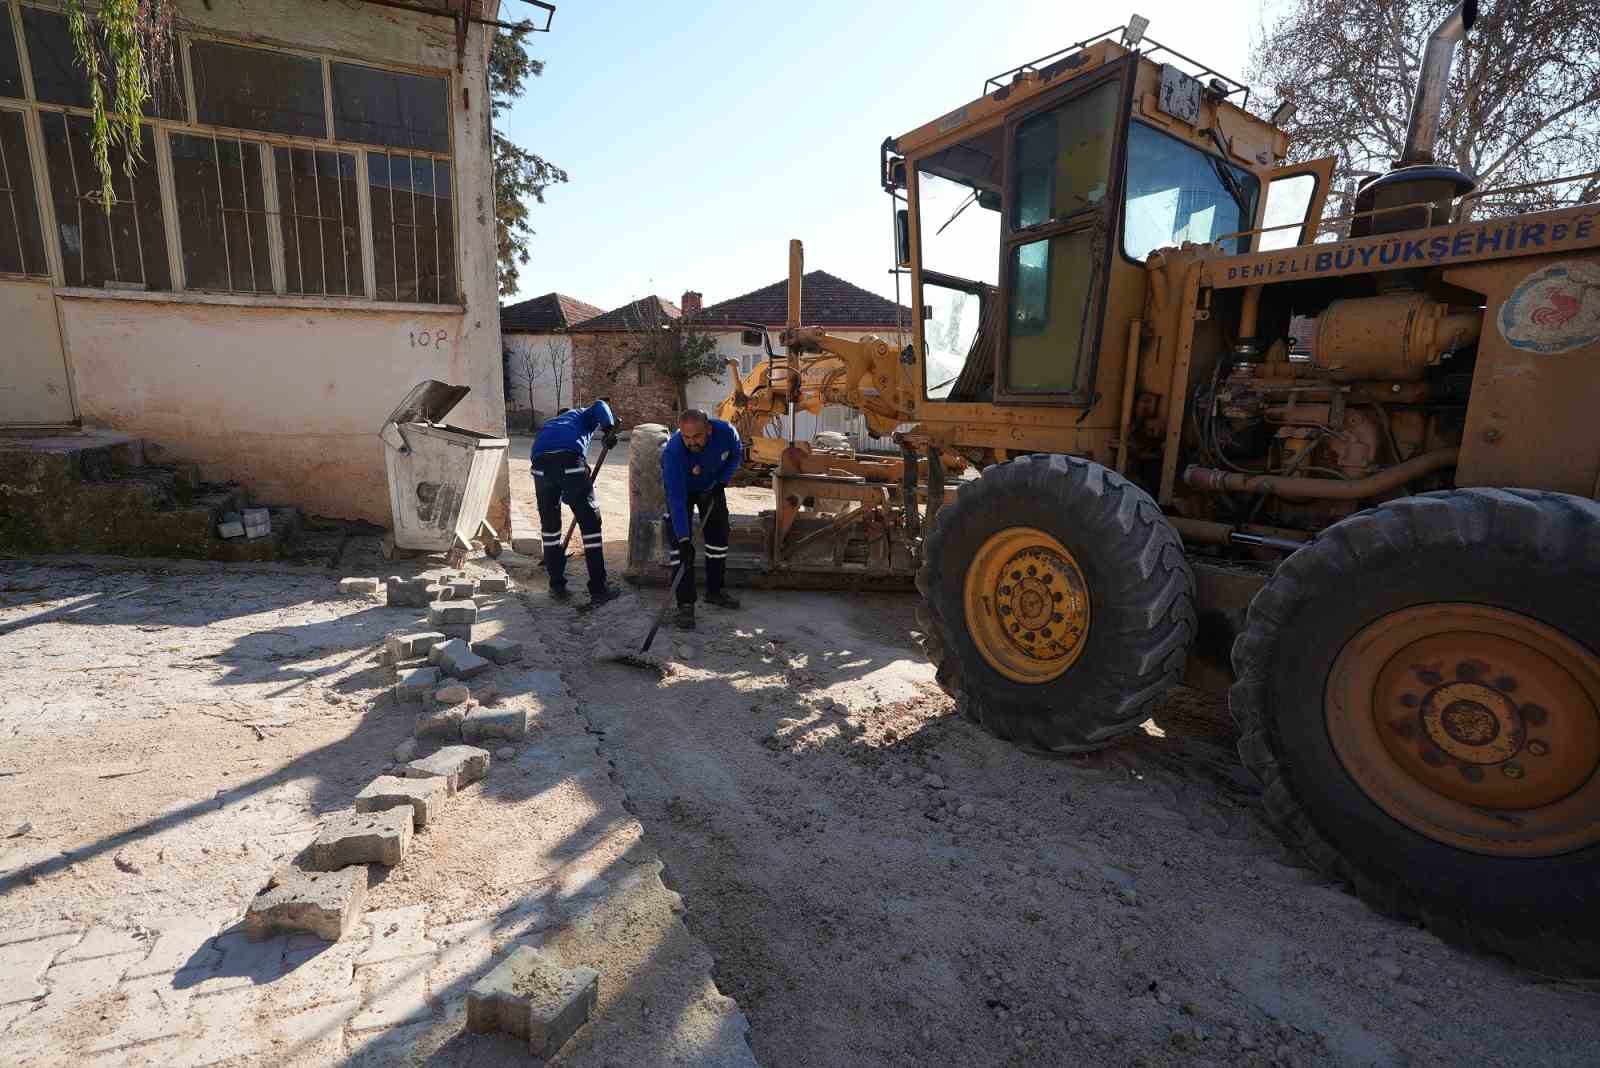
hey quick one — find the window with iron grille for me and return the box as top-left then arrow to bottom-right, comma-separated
39,113 -> 170,289
169,132 -> 273,293
0,109 -> 46,276
369,150 -> 454,303
273,146 -> 363,297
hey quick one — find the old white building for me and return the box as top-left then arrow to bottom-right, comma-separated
0,0 -> 523,527
499,290 -> 601,428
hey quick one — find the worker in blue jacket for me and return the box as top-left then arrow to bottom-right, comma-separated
530,399 -> 620,605
660,408 -> 742,629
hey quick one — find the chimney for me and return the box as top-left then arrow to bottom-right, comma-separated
681,290 -> 703,318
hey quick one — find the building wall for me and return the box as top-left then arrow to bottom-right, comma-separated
6,0 -> 508,529
503,332 -> 572,425
684,327 -> 904,450
570,332 -> 680,429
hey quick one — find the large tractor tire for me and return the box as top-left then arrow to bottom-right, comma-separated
1232,489 -> 1600,974
916,455 -> 1195,751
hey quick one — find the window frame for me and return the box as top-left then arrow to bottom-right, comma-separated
1118,118 -> 1262,266
4,4 -> 461,308
991,54 -> 1138,406
0,100 -> 50,279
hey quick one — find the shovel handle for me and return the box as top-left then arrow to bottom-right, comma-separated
560,440 -> 614,555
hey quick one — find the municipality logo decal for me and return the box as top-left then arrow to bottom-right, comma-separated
1499,261 -> 1600,355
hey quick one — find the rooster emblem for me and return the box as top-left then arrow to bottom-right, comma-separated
1500,260 -> 1600,355
1531,287 -> 1581,329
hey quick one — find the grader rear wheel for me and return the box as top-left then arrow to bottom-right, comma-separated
916,454 -> 1194,751
1232,489 -> 1600,974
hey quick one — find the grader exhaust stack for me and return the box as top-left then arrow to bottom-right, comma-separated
1400,0 -> 1476,166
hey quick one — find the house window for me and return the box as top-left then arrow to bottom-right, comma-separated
169,132 -> 273,293
39,113 -> 169,289
0,13 -> 23,99
272,147 -> 363,297
369,151 -> 453,303
189,40 -> 326,138
636,360 -> 647,386
22,9 -> 183,117
0,109 -> 46,275
330,63 -> 448,152
740,328 -> 762,347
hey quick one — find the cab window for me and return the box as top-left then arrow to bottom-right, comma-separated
1122,121 -> 1259,261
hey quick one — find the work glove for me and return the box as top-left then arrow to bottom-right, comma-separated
602,430 -> 619,450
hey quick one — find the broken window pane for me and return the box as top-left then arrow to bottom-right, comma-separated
40,113 -> 169,289
190,40 -> 324,138
369,151 -> 453,304
169,132 -> 273,293
330,63 -> 448,152
0,14 -> 23,99
273,146 -> 363,297
22,9 -> 184,118
0,109 -> 47,275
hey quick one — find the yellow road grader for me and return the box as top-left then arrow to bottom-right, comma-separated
633,5 -> 1600,972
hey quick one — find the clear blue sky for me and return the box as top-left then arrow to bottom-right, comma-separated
500,0 -> 1274,313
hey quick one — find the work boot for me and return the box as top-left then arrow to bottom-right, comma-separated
705,589 -> 741,609
675,603 -> 696,630
589,583 -> 623,607
549,584 -> 570,602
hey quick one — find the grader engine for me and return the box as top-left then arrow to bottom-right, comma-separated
629,4 -> 1600,974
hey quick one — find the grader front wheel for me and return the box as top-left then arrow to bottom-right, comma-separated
916,455 -> 1195,751
1232,489 -> 1600,974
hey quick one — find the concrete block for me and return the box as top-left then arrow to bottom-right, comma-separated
0,932 -> 77,1005
386,630 -> 445,664
443,580 -> 477,599
385,576 -> 432,608
352,958 -> 433,1030
217,521 -> 245,539
466,945 -> 599,1058
354,775 -> 449,829
243,507 -> 270,525
124,914 -> 224,979
245,865 -> 367,942
428,599 -> 478,626
403,745 -> 490,794
428,638 -> 492,679
463,704 -> 529,744
338,577 -> 380,595
57,924 -> 144,962
415,704 -> 465,741
477,576 -> 509,594
434,682 -> 470,705
308,808 -> 413,871
357,906 -> 435,965
437,622 -> 474,642
394,666 -> 440,704
471,636 -> 523,665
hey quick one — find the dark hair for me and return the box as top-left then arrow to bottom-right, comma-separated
679,408 -> 710,426
557,406 -> 573,415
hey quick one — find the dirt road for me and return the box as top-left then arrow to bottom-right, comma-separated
517,447 -> 1600,1068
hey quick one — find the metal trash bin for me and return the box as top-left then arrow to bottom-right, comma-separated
379,380 -> 509,562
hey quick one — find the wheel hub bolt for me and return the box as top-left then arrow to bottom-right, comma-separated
1527,740 -> 1550,756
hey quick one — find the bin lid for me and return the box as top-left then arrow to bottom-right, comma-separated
385,380 -> 471,427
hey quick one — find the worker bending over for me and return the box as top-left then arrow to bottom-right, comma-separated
661,408 -> 742,629
530,399 -> 620,606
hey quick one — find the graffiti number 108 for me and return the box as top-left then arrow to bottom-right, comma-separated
410,329 -> 448,349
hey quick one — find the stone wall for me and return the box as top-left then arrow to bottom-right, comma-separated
570,333 -> 681,429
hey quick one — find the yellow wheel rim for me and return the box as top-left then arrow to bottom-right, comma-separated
1327,603 -> 1600,857
963,526 -> 1091,685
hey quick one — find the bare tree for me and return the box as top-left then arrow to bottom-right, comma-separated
542,337 -> 569,411
512,345 -> 540,415
1249,0 -> 1600,222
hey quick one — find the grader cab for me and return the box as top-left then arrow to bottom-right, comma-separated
630,5 -> 1600,973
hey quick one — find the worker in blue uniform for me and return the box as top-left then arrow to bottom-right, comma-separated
530,399 -> 620,605
660,408 -> 742,629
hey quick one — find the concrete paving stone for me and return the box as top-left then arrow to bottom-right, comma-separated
165,987 -> 263,1068
427,599 -> 478,626
436,622 -> 474,642
499,668 -> 567,698
385,630 -> 444,664
83,973 -> 198,1053
427,923 -> 498,1001
466,944 -> 598,1059
470,636 -> 523,665
125,914 -> 226,980
462,703 -> 529,744
40,950 -> 141,1012
268,938 -> 365,1012
442,580 -> 477,599
0,922 -> 80,949
343,1018 -> 435,1067
477,576 -> 509,593
338,577 -> 380,595
242,507 -> 270,526
402,745 -> 491,794
427,638 -> 492,679
393,665 -> 441,704
244,865 -> 368,942
358,906 -> 437,966
385,576 -> 432,608
260,994 -> 359,1063
57,924 -> 146,963
183,930 -> 288,994
308,808 -> 413,871
0,932 -> 78,1005
216,521 -> 245,539
414,704 -> 465,741
351,957 -> 435,1031
354,775 -> 449,829
433,682 -> 470,705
